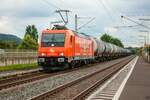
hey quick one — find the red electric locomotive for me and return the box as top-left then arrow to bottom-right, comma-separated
38,26 -> 94,70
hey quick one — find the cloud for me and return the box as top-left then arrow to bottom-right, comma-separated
0,16 -> 17,35
0,0 -> 54,18
104,27 -> 118,34
0,16 -> 56,38
0,0 -> 150,47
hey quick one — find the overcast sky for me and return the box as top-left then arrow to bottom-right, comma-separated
0,0 -> 150,47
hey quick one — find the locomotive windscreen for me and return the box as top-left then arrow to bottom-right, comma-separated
41,33 -> 65,47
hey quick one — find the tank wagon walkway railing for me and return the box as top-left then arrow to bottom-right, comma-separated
0,49 -> 37,67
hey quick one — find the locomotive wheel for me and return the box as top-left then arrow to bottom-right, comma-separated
64,63 -> 70,69
70,61 -> 76,68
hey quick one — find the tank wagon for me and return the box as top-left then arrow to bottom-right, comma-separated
38,26 -> 130,70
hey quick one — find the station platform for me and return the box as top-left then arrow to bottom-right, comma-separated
119,57 -> 150,100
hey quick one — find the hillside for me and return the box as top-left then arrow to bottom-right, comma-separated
0,33 -> 21,44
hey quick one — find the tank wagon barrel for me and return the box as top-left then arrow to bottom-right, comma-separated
91,37 -> 130,60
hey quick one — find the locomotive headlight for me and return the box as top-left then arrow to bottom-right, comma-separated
41,53 -> 46,56
59,52 -> 64,56
38,58 -> 45,62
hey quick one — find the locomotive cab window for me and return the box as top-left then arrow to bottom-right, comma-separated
41,33 -> 65,47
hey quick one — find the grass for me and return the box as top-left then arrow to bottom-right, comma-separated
0,63 -> 38,72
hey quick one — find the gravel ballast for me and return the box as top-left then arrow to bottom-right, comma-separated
0,57 -> 130,100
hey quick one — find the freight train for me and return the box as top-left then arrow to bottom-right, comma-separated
38,25 -> 130,70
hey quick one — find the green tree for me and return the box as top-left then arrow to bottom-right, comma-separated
17,34 -> 37,49
25,25 -> 38,42
101,34 -> 112,43
17,25 -> 38,50
111,38 -> 124,47
100,33 -> 124,47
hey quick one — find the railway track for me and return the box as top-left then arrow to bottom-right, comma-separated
0,71 -> 54,90
30,56 -> 134,100
0,60 -> 106,90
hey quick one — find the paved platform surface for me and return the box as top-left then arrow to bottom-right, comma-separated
119,57 -> 150,100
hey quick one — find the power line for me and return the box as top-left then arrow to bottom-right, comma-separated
121,15 -> 150,30
41,0 -> 96,32
74,14 -> 95,32
59,0 -> 73,9
42,0 -> 61,10
105,0 -> 121,17
41,0 -> 72,26
97,0 -> 114,21
78,17 -> 95,30
55,10 -> 71,25
113,25 -> 140,29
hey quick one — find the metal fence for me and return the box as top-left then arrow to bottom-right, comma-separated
0,49 -> 37,67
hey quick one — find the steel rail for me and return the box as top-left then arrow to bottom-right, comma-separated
30,56 -> 134,100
